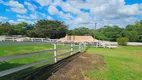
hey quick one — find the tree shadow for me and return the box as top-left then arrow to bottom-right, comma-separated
0,61 -> 23,71
14,52 -> 82,80
0,62 -> 34,80
84,45 -> 91,53
0,52 -> 84,80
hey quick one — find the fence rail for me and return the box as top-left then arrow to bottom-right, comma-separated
0,42 -> 86,77
0,47 -> 71,61
0,36 -> 58,42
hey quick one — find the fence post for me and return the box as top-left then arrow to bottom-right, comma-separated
80,43 -> 82,52
42,38 -> 43,42
13,37 -> 15,42
31,38 -> 33,42
79,43 -> 81,52
71,43 -> 73,55
96,42 -> 98,48
83,43 -> 85,51
54,43 -> 57,62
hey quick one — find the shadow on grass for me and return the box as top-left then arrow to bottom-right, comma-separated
0,62 -> 34,80
0,50 -> 87,80
0,61 -> 23,71
84,45 -> 91,53
13,52 -> 82,80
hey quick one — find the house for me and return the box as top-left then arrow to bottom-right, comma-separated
57,35 -> 98,43
57,35 -> 116,48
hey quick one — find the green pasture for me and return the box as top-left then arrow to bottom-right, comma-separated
86,46 -> 142,80
0,43 -> 71,79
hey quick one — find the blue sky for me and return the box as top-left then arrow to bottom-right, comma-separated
0,0 -> 142,29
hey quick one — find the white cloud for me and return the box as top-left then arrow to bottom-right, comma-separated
17,14 -> 38,20
35,0 -> 52,6
48,5 -> 74,20
16,14 -> 30,19
9,20 -> 16,24
48,5 -> 60,15
30,14 -> 38,19
118,4 -> 142,16
0,16 -> 8,21
17,19 -> 34,24
73,17 -> 86,24
5,1 -> 24,8
59,1 -> 81,15
9,19 -> 35,24
24,2 -> 37,11
1,0 -> 142,29
59,12 -> 74,20
89,0 -> 142,19
11,7 -> 27,14
140,3 -> 142,9
35,12 -> 48,19
47,16 -> 53,20
4,1 -> 27,14
121,17 -> 136,23
61,0 -> 142,28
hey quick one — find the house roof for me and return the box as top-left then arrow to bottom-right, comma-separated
57,35 -> 98,43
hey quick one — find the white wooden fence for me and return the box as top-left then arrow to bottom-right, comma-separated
0,36 -> 58,42
0,42 -> 86,77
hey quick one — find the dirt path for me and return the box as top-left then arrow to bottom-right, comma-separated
48,53 -> 105,80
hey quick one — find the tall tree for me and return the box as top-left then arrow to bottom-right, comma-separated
0,22 -> 11,35
68,27 -> 93,36
14,22 -> 28,35
34,20 -> 68,39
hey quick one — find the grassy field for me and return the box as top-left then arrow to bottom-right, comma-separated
85,46 -> 142,80
0,43 -> 54,70
1,43 -> 141,80
0,43 -> 72,79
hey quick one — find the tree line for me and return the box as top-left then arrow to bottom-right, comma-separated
0,20 -> 68,39
68,20 -> 142,42
0,20 -> 142,42
94,20 -> 142,42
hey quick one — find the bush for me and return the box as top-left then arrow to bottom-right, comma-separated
117,37 -> 129,46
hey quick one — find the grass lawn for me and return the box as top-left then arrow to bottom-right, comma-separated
85,46 -> 142,80
0,43 -> 54,70
0,43 -> 71,79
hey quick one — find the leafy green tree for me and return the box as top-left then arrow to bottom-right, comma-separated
0,22 -> 2,25
117,37 -> 129,46
34,20 -> 68,39
96,25 -> 123,41
95,33 -> 108,40
0,19 -> 142,42
124,23 -> 141,41
0,22 -> 11,35
7,25 -> 17,35
14,22 -> 28,35
129,31 -> 139,41
68,27 -> 93,36
26,30 -> 36,37
139,35 -> 142,42
126,24 -> 134,31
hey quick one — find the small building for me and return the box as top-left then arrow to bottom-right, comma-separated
57,35 -> 98,43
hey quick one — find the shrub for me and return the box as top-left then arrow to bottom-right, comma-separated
117,37 -> 129,46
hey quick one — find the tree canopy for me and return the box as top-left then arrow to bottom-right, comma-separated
34,20 -> 68,39
0,19 -> 142,42
0,20 -> 68,39
67,27 -> 93,36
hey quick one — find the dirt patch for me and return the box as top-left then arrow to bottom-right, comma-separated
48,53 -> 106,80
136,54 -> 142,57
